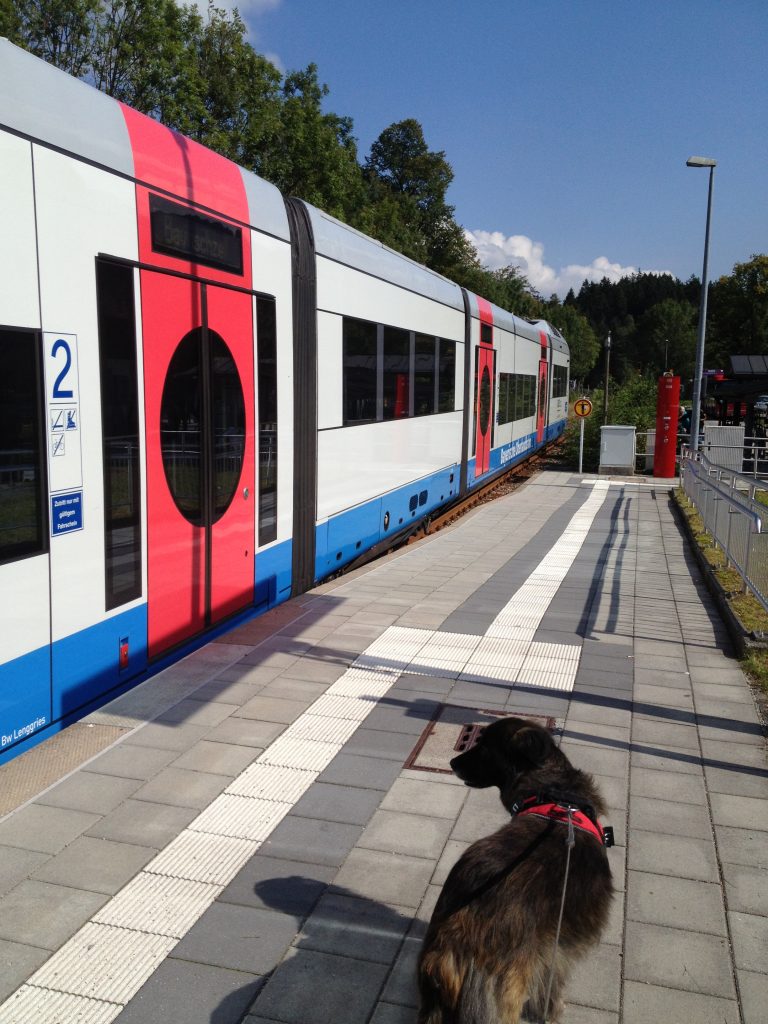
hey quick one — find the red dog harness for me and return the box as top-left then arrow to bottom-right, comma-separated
513,794 -> 614,847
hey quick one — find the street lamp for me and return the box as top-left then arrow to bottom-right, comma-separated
686,155 -> 716,454
603,332 -> 611,423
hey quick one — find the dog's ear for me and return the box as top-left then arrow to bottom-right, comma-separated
508,725 -> 555,768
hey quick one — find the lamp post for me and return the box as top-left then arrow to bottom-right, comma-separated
686,155 -> 716,454
603,332 -> 611,423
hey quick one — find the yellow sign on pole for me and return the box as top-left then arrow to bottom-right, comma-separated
574,397 -> 593,474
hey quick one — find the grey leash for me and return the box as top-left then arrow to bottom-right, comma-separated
540,806 -> 576,1024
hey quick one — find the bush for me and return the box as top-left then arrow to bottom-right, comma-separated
564,375 -> 659,472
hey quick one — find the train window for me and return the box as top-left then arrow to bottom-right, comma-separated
481,323 -> 492,344
513,374 -> 537,421
211,333 -> 246,521
383,326 -> 411,420
552,365 -> 568,398
343,318 -> 378,424
438,340 -> 456,413
96,261 -> 142,608
0,328 -> 47,565
414,334 -> 436,416
498,372 -> 513,425
160,329 -> 204,526
257,296 -> 277,546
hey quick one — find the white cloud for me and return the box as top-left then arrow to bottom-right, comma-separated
195,0 -> 282,15
194,0 -> 282,30
465,229 -> 672,299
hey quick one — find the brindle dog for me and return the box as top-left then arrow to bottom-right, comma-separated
418,717 -> 613,1024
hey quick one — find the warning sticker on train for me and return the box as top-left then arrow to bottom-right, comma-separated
574,397 -> 593,418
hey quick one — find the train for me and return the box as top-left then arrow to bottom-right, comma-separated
0,38 -> 569,764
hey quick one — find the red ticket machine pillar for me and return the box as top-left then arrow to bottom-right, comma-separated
653,374 -> 681,477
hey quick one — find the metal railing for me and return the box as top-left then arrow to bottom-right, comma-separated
680,447 -> 768,613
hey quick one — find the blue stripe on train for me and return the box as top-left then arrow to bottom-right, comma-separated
314,464 -> 461,579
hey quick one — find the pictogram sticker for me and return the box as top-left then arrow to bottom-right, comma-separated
574,397 -> 593,419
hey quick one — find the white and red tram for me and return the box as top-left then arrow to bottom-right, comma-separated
0,39 -> 569,763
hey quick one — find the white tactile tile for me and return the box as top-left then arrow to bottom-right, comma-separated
0,987 -> 119,1024
30,923 -> 175,1003
308,693 -> 375,721
363,625 -> 434,653
467,637 -> 531,665
93,873 -> 221,938
145,830 -> 259,884
403,657 -> 468,677
259,733 -> 343,771
283,714 -> 360,745
227,763 -> 317,801
326,671 -> 399,697
460,659 -> 526,683
190,793 -> 293,840
417,632 -> 482,652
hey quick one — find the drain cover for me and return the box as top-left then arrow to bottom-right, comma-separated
404,705 -> 556,774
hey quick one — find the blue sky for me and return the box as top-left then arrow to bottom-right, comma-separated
218,0 -> 765,298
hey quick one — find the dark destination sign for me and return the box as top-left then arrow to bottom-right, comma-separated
149,195 -> 243,274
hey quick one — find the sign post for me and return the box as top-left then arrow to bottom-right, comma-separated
574,397 -> 593,474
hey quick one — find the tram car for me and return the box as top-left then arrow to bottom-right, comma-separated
0,38 -> 569,763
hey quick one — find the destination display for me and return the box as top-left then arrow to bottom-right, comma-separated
149,194 -> 243,274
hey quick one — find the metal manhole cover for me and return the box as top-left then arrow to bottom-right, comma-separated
404,705 -> 557,774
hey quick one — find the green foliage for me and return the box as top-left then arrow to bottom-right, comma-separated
708,254 -> 768,363
265,65 -> 364,222
542,299 -> 600,383
3,0 -> 100,76
635,298 -> 696,378
362,119 -> 477,278
563,375 -> 659,472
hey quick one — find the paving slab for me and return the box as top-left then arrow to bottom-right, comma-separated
30,835 -> 154,895
0,939 -> 50,1002
0,804 -> 101,855
171,902 -> 298,973
113,958 -> 263,1024
623,920 -> 736,998
33,770 -> 143,815
0,879 -> 108,950
251,947 -> 389,1024
621,980 -> 740,1024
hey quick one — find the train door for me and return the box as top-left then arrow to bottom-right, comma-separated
142,271 -> 255,658
0,328 -> 51,746
474,344 -> 494,476
536,332 -> 549,443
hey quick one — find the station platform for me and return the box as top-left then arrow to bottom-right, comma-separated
0,469 -> 766,1024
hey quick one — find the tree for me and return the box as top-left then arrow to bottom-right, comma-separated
263,64 -> 365,222
364,119 -> 476,277
635,299 -> 696,378
708,254 -> 768,361
543,301 -> 600,383
2,0 -> 99,77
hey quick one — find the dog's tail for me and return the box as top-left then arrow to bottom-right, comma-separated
456,962 -> 511,1024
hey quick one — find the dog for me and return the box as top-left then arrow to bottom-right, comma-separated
417,716 -> 613,1024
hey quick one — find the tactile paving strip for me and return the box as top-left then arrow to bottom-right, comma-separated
0,987 -> 119,1024
226,763 -> 316,802
145,832 -> 259,884
93,873 -> 221,938
30,923 -> 175,1002
189,793 -> 293,840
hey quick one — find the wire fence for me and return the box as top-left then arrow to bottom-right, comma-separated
680,447 -> 768,614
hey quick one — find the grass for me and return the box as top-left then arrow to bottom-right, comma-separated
674,488 -> 768,698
